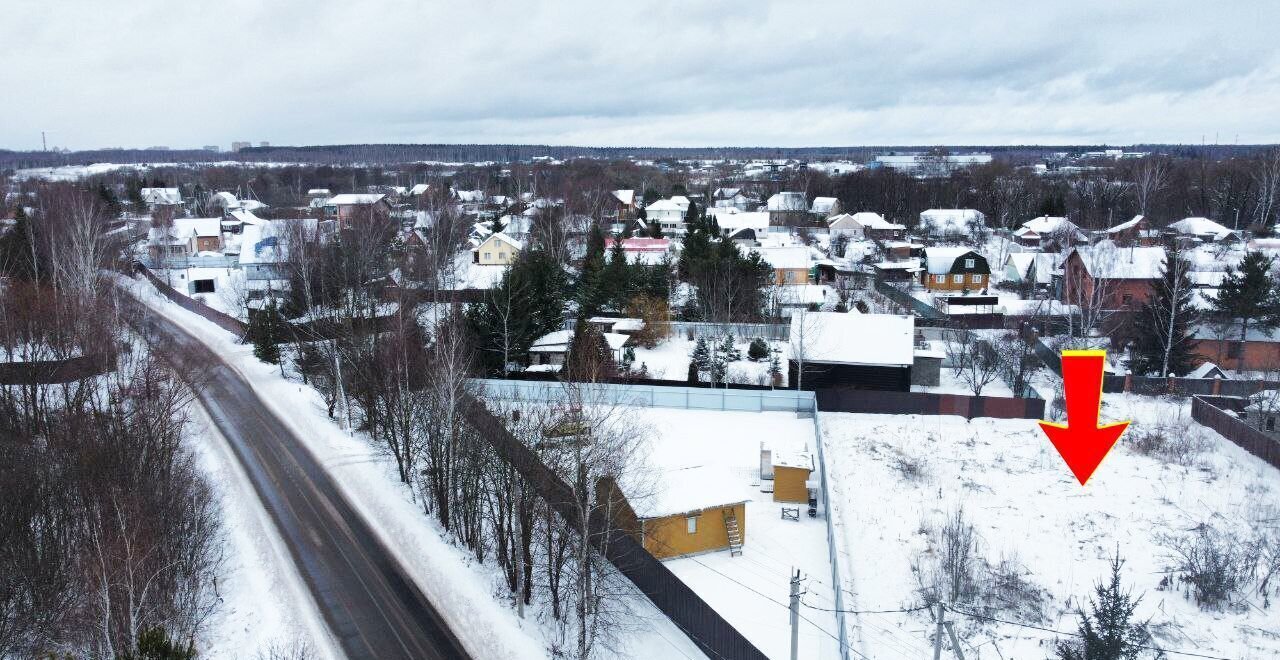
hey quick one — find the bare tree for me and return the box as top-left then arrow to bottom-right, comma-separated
946,329 -> 1003,396
1252,148 -> 1280,230
1132,158 -> 1169,216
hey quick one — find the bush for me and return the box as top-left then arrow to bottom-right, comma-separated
1160,523 -> 1257,610
747,338 -> 769,361
1127,419 -> 1208,466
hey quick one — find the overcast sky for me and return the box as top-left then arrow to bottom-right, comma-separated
4,1 -> 1278,151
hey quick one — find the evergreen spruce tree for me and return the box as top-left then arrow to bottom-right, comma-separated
1211,250 -> 1280,362
691,336 -> 710,369
748,338 -> 770,361
250,300 -> 284,365
602,238 -> 631,310
683,200 -> 701,234
1056,554 -> 1149,660
768,350 -> 783,386
721,335 -> 741,361
117,626 -> 197,660
577,223 -> 609,317
687,360 -> 700,383
466,249 -> 569,374
1129,253 -> 1200,376
565,320 -> 615,382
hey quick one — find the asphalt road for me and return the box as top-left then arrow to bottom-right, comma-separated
128,299 -> 471,660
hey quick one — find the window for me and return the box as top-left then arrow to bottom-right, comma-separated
484,252 -> 492,260
934,274 -> 944,284
785,271 -> 796,283
192,279 -> 215,294
499,251 -> 507,259
953,274 -> 963,284
686,516 -> 697,534
1228,343 -> 1243,359
971,274 -> 983,283
1268,417 -> 1276,432
1121,294 -> 1133,305
964,258 -> 975,268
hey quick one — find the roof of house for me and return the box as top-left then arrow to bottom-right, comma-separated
771,450 -> 813,471
1187,362 -> 1229,379
811,197 -> 839,214
529,329 -> 628,353
306,188 -> 331,196
1107,215 -> 1145,233
790,312 -> 914,367
210,191 -> 238,207
1069,242 -> 1166,279
327,193 -> 386,205
409,183 -> 431,196
919,209 -> 984,234
645,198 -> 689,212
923,247 -> 985,275
713,187 -> 742,198
616,237 -> 671,252
172,217 -> 223,238
851,212 -> 905,230
479,232 -> 523,251
611,189 -> 635,206
1170,217 -> 1233,239
744,245 -> 811,270
873,258 -> 923,271
1021,216 -> 1079,234
767,192 -> 808,211
631,465 -> 747,519
711,209 -> 771,232
141,188 -> 182,204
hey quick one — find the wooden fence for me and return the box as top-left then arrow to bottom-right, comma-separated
1191,396 -> 1280,471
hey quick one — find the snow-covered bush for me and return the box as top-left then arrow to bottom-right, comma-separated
1159,523 -> 1257,611
1126,419 -> 1208,467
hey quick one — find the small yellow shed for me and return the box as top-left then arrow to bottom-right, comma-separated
771,451 -> 814,503
612,465 -> 748,560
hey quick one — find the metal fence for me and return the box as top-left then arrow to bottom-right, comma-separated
135,264 -> 249,336
873,279 -> 946,320
1191,396 -> 1280,470
472,378 -> 815,413
816,387 -> 1046,420
664,321 -> 791,341
0,353 -> 117,385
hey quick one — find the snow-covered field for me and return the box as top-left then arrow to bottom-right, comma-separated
612,407 -> 842,660
821,395 -> 1280,659
121,274 -> 704,660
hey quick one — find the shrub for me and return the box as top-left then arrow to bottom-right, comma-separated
1160,523 -> 1257,610
747,338 -> 770,361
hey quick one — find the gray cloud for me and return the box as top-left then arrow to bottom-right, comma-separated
3,0 -> 1278,150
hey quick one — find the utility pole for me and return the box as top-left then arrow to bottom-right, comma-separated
932,602 -> 947,660
944,619 -> 967,660
41,131 -> 47,152
789,569 -> 801,660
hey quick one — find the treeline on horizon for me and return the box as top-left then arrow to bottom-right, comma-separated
1,142 -> 1273,169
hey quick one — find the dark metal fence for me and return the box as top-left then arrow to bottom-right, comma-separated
874,279 -> 946,319
1191,396 -> 1280,471
135,264 -> 249,336
0,353 -> 117,385
816,387 -> 1046,420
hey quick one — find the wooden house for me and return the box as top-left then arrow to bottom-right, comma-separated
601,467 -> 747,560
789,312 -> 914,391
473,232 -> 523,266
920,248 -> 990,293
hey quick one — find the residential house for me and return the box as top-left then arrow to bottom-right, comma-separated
766,192 -> 810,226
610,237 -> 672,265
473,232 -> 522,266
918,209 -> 986,241
920,248 -> 990,293
601,467 -> 747,560
873,258 -> 923,283
1169,217 -> 1236,244
827,212 -> 905,241
527,329 -> 630,368
746,245 -> 812,285
708,208 -> 770,240
810,197 -> 841,219
644,196 -> 691,236
1060,242 -> 1165,311
141,187 -> 182,211
1192,323 -> 1280,372
789,312 -> 915,391
324,193 -> 392,229
1003,252 -> 1058,290
1105,215 -> 1157,247
1013,216 -> 1086,250
713,187 -> 753,211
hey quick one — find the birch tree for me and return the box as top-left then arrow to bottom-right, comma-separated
1129,251 -> 1200,376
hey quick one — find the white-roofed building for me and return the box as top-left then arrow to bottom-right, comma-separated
324,193 -> 391,228
1062,242 -> 1166,311
918,209 -> 985,240
810,197 -> 841,218
141,187 -> 182,209
1014,216 -> 1086,249
827,212 -> 905,240
789,312 -> 914,391
644,196 -> 691,236
920,247 -> 990,292
473,232 -> 522,266
743,245 -> 812,285
1170,217 -> 1236,243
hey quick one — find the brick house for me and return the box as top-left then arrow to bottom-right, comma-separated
1192,323 -> 1280,372
1060,244 -> 1165,311
324,193 -> 392,229
920,248 -> 990,293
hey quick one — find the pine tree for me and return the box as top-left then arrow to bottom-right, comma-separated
249,300 -> 284,365
1129,253 -> 1200,376
768,350 -> 783,386
691,336 -> 710,369
1056,554 -> 1149,660
748,338 -> 770,361
1211,250 -> 1280,363
721,335 -> 741,361
687,360 -> 700,383
117,626 -> 197,660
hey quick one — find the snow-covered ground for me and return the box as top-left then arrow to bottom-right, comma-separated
189,406 -> 342,660
912,367 -> 1015,397
121,274 -> 704,660
820,395 -> 1280,659
630,336 -> 788,386
618,407 -> 842,660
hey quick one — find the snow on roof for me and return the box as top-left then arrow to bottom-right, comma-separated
1070,242 -> 1166,279
712,210 -> 771,232
453,189 -> 485,203
481,232 -> 523,251
1021,216 -> 1078,234
209,191 -> 238,207
409,184 -> 431,196
767,192 -> 808,211
603,332 -> 630,351
327,193 -> 386,205
850,212 -> 905,230
645,197 -> 690,212
771,451 -> 813,471
228,208 -> 266,226
1170,217 -> 1233,239
631,465 -> 747,519
811,197 -> 839,214
611,189 -> 635,205
617,237 -> 671,252
790,312 -> 914,367
923,247 -> 982,275
713,187 -> 742,198
141,188 -> 181,204
1006,253 -> 1036,277
172,217 -> 222,238
1107,215 -> 1145,233
919,209 -> 984,235
1187,362 -> 1228,379
588,317 -> 645,332
744,245 -> 811,270
873,259 -> 922,271
530,330 -> 572,352
306,188 -> 331,196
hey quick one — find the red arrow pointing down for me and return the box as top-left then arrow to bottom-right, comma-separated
1039,350 -> 1130,486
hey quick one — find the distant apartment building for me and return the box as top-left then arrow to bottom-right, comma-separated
871,153 -> 992,176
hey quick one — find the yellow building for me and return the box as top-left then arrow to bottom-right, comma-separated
474,232 -> 523,266
604,466 -> 747,560
771,451 -> 814,504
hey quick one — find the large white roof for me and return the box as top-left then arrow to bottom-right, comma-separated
767,192 -> 807,211
1021,216 -> 1078,234
790,312 -> 914,367
631,465 -> 747,519
1070,242 -> 1166,279
327,193 -> 386,205
1170,217 -> 1233,239
811,197 -> 839,214
710,209 -> 770,231
744,245 -> 811,270
923,247 -> 982,275
850,212 -> 905,230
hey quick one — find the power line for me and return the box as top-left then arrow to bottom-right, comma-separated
946,605 -> 1236,660
802,602 -> 930,615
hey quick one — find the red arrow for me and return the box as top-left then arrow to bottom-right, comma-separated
1039,350 -> 1129,486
